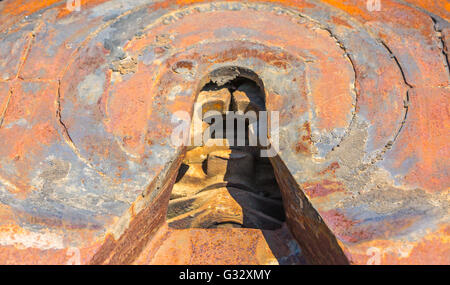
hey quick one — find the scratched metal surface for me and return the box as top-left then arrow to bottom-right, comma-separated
0,0 -> 448,264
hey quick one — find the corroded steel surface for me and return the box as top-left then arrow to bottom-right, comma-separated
0,0 -> 448,264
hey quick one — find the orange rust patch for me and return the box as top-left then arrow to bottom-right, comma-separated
0,82 -> 59,196
302,179 -> 344,198
404,0 -> 450,21
0,240 -> 103,265
294,122 -> 313,154
0,205 -> 16,226
388,87 -> 450,192
319,0 -> 369,21
348,225 -> 450,265
319,162 -> 340,175
2,0 -> 61,17
331,15 -> 352,29
105,65 -> 155,157
320,209 -> 370,243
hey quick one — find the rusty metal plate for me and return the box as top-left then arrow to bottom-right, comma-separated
0,0 -> 448,265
